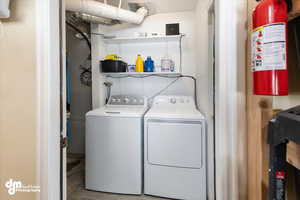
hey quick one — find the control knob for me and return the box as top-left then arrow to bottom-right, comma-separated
170,98 -> 176,104
124,98 -> 130,103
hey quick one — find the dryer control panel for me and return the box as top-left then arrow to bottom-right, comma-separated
152,96 -> 196,108
108,95 -> 146,106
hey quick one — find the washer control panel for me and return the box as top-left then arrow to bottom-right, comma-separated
108,95 -> 145,106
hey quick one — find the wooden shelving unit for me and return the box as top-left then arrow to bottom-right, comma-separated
288,0 -> 300,21
247,1 -> 300,200
247,1 -> 275,200
287,142 -> 300,170
289,10 -> 300,21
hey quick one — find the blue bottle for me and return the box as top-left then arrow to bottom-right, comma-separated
144,56 -> 154,72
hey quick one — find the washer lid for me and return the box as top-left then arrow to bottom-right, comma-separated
86,106 -> 148,118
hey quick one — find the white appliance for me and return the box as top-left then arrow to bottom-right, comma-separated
86,95 -> 147,194
144,96 -> 206,200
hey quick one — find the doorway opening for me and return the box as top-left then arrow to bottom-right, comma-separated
65,12 -> 93,199
62,1 -> 216,200
37,0 -> 248,199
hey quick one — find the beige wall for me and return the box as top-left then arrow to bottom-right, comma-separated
0,0 -> 37,199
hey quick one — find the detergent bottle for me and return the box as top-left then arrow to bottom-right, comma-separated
135,55 -> 144,72
144,56 -> 154,72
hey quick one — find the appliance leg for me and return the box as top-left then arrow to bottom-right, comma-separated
269,143 -> 287,200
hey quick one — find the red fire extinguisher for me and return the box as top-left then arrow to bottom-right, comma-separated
252,0 -> 288,96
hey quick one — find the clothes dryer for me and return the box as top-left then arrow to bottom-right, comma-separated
144,96 -> 206,199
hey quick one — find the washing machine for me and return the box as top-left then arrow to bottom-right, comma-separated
144,96 -> 206,200
85,95 -> 147,194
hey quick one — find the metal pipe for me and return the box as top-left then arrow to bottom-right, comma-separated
66,0 -> 148,24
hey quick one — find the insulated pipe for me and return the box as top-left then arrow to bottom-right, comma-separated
66,0 -> 148,24
75,13 -> 114,25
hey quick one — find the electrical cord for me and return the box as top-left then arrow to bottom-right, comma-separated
179,34 -> 183,73
66,21 -> 93,87
66,21 -> 91,50
180,75 -> 199,110
148,77 -> 180,102
104,82 -> 113,103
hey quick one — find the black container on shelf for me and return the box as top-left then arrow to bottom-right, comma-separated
100,60 -> 128,73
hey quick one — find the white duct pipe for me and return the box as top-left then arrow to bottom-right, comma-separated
75,13 -> 114,25
66,0 -> 148,24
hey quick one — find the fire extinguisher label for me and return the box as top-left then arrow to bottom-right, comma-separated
252,23 -> 287,72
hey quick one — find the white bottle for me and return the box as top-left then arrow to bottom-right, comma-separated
161,55 -> 175,72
